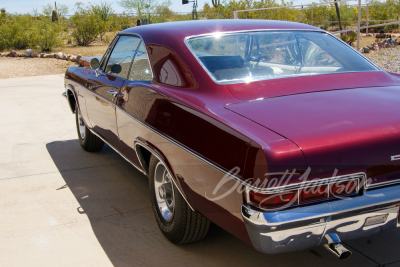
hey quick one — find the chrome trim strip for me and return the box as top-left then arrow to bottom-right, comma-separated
183,29 -> 381,85
391,154 -> 400,161
134,142 -> 195,211
88,128 -> 147,176
366,179 -> 400,189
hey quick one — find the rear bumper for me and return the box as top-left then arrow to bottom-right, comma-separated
242,184 -> 400,254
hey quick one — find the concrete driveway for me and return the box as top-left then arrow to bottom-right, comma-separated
0,75 -> 399,267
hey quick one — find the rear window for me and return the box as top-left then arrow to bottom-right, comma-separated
187,31 -> 377,84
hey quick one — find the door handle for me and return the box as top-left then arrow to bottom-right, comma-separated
107,90 -> 118,96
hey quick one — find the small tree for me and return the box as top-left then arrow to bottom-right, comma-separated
33,16 -> 65,51
71,9 -> 108,46
118,0 -> 172,23
42,3 -> 69,17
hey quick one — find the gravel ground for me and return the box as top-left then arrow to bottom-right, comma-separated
0,57 -> 79,79
0,46 -> 399,79
366,46 -> 400,73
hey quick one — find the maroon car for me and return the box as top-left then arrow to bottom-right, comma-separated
63,19 -> 400,259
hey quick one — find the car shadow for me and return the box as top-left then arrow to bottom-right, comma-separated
46,139 -> 394,267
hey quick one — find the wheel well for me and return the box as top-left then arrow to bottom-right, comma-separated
136,145 -> 152,174
67,90 -> 76,113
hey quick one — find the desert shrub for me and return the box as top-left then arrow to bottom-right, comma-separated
33,17 -> 65,51
0,14 -> 35,51
70,10 -> 109,46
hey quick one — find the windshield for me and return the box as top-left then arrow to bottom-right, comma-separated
187,31 -> 377,84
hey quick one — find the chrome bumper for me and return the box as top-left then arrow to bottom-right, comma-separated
242,184 -> 400,254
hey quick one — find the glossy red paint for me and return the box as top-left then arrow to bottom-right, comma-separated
226,86 -> 400,184
64,20 -> 400,249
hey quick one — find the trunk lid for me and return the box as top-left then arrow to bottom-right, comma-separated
225,86 -> 400,186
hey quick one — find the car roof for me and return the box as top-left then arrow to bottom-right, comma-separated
120,19 -> 321,44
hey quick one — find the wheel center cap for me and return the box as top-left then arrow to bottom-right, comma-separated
159,185 -> 166,199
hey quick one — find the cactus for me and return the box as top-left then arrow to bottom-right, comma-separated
52,9 -> 59,22
0,8 -> 6,19
52,2 -> 59,22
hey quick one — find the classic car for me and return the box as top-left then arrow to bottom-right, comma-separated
63,19 -> 400,259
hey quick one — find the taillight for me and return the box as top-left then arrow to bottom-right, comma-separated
249,190 -> 297,209
300,185 -> 328,203
246,177 -> 360,210
329,179 -> 358,198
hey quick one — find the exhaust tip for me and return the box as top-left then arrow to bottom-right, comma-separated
339,250 -> 352,260
324,243 -> 352,260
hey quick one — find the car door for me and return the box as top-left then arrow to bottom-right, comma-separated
115,40 -> 154,166
85,35 -> 141,150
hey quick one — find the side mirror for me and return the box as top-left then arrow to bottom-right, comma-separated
90,58 -> 100,70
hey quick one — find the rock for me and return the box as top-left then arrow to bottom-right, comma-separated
32,52 -> 39,58
9,50 -> 17,57
363,46 -> 370,53
70,55 -> 77,62
76,54 -> 82,63
66,54 -> 72,61
373,44 -> 379,50
359,47 -> 364,53
25,49 -> 33,57
40,53 -> 45,58
366,33 -> 373,36
62,53 -> 67,60
43,54 -> 50,58
56,52 -> 63,59
0,53 -> 3,57
395,39 -> 399,45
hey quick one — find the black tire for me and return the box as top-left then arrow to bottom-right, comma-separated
75,106 -> 104,152
149,155 -> 210,244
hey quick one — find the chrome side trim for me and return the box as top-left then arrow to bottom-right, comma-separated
88,128 -> 147,176
184,29 -> 381,85
366,179 -> 400,189
134,142 -> 195,211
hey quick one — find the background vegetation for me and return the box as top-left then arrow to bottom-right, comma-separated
1,0 -> 400,52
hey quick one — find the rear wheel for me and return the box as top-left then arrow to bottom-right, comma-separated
75,106 -> 104,152
149,155 -> 210,244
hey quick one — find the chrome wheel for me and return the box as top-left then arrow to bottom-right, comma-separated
154,162 -> 175,222
77,108 -> 85,140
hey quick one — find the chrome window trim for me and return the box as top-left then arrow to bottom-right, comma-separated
100,35 -> 120,71
183,29 -> 381,85
117,32 -> 155,81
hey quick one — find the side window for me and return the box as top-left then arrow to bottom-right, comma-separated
105,36 -> 141,79
100,36 -> 119,70
129,42 -> 152,81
